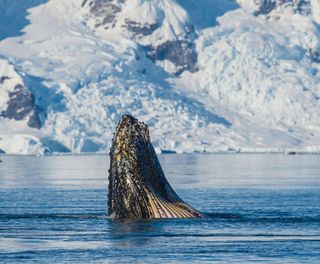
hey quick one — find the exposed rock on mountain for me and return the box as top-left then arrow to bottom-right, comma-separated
82,0 -> 125,28
1,84 -> 42,129
239,0 -> 312,16
0,60 -> 42,129
146,40 -> 198,75
125,19 -> 159,36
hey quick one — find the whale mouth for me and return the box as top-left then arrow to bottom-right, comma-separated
108,115 -> 201,219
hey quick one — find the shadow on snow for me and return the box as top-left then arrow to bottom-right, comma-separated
0,0 -> 49,41
176,0 -> 239,30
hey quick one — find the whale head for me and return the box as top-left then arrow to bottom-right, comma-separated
108,115 -> 201,219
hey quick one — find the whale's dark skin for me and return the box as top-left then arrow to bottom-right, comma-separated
108,115 -> 201,219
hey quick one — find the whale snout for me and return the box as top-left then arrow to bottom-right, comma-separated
108,115 -> 201,219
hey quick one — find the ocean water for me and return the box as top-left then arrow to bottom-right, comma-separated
0,154 -> 319,263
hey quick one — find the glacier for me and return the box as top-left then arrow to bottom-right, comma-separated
0,0 -> 319,154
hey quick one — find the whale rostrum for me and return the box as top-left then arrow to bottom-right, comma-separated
108,115 -> 201,219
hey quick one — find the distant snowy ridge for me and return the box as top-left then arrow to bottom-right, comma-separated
0,0 -> 319,155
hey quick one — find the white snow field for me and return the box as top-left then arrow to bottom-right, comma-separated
0,0 -> 319,154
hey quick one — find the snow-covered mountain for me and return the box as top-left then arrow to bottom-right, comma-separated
0,0 -> 319,154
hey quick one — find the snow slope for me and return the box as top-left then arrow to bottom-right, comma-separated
175,6 -> 320,147
0,0 -> 319,154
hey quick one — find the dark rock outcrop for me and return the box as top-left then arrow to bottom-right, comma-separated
309,48 -> 320,63
125,19 -> 158,36
253,0 -> 311,16
254,0 -> 276,15
82,0 -> 126,28
146,40 -> 198,75
0,76 -> 10,84
0,84 -> 42,129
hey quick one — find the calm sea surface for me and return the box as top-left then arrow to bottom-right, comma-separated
0,154 -> 319,263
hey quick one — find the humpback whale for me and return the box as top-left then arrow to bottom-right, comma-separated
108,115 -> 201,219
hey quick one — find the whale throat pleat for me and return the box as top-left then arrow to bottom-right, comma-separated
145,189 -> 196,219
